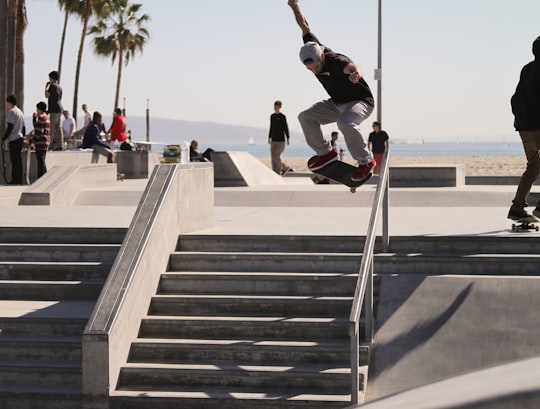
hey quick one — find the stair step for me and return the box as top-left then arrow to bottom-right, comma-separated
0,244 -> 120,263
150,294 -> 353,317
374,253 -> 540,275
128,338 -> 366,364
0,226 -> 125,244
169,252 -> 361,273
0,280 -> 103,300
178,235 -> 365,253
118,362 -> 354,392
140,316 -> 350,340
158,272 -> 357,296
0,385 -> 82,409
0,261 -> 109,280
0,361 -> 81,386
111,387 -> 353,409
0,335 -> 81,361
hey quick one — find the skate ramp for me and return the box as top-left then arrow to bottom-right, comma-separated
211,151 -> 311,187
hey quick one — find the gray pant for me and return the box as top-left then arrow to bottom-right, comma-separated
270,141 -> 287,174
298,99 -> 374,164
511,129 -> 540,210
49,112 -> 64,150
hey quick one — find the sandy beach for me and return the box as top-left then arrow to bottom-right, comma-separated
259,156 -> 527,176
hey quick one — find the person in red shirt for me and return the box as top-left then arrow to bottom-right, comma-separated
107,108 -> 127,149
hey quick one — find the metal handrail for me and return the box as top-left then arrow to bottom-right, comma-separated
348,150 -> 390,404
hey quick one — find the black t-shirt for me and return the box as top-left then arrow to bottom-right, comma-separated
268,112 -> 290,142
511,60 -> 540,131
47,82 -> 64,113
303,32 -> 374,106
368,130 -> 389,154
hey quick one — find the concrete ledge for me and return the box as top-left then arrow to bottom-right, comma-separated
14,150 -> 161,182
389,165 -> 465,187
82,163 -> 214,408
18,164 -> 118,206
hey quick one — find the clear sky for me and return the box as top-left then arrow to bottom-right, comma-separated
22,0 -> 540,142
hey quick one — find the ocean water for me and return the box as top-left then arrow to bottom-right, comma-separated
205,141 -> 525,158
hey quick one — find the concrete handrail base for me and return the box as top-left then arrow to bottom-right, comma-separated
82,163 -> 214,408
18,164 -> 118,206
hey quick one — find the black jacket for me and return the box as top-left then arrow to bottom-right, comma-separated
511,59 -> 540,131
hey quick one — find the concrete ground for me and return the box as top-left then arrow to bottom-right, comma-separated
1,173 -> 540,404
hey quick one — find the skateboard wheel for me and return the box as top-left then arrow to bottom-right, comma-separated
350,187 -> 356,193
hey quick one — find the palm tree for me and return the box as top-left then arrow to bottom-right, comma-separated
15,0 -> 27,109
88,0 -> 150,110
72,0 -> 114,121
57,0 -> 84,79
1,0 -> 8,127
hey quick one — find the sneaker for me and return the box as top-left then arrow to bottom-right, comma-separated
308,150 -> 338,171
507,208 -> 537,221
351,158 -> 376,182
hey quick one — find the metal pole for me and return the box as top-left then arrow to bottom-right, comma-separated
146,98 -> 150,148
377,0 -> 382,124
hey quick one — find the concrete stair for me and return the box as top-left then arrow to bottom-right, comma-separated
0,227 -> 125,409
111,235 -> 372,409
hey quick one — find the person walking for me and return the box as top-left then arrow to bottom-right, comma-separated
31,102 -> 51,178
287,0 -> 375,183
45,70 -> 64,150
268,100 -> 291,175
368,121 -> 389,175
2,95 -> 25,185
508,35 -> 540,221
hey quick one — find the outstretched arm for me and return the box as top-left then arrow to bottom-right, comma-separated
288,0 -> 310,36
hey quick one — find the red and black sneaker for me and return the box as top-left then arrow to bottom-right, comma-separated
308,150 -> 338,171
351,158 -> 376,182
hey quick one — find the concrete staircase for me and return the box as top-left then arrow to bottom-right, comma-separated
0,227 -> 125,409
111,235 -> 372,409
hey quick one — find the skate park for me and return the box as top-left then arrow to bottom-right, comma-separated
0,151 -> 539,409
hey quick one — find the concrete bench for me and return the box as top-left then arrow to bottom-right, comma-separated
16,150 -> 161,182
19,164 -> 118,206
389,165 -> 465,187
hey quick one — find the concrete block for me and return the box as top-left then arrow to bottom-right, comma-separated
19,164 -> 117,206
389,165 -> 465,187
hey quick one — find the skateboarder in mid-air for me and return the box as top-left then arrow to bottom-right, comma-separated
287,0 -> 375,183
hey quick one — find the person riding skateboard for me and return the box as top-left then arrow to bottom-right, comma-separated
287,0 -> 376,182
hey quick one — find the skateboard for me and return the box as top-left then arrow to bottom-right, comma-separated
511,218 -> 539,232
23,136 -> 32,185
308,156 -> 371,193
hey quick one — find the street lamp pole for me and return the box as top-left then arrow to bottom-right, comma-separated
377,0 -> 382,124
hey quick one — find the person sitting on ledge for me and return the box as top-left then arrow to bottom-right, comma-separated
189,139 -> 214,162
80,111 -> 113,163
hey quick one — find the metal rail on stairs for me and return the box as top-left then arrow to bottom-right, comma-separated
348,151 -> 390,404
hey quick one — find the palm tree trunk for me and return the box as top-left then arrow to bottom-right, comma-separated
57,7 -> 69,79
6,0 -> 17,97
72,1 -> 92,122
114,44 -> 123,110
0,0 -> 8,127
15,0 -> 27,110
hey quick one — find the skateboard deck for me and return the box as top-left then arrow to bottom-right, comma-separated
511,217 -> 539,232
308,156 -> 371,193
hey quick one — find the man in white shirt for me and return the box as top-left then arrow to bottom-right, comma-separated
62,110 -> 76,140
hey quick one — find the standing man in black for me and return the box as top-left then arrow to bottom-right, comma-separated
45,70 -> 64,150
508,36 -> 540,221
368,121 -> 389,175
268,100 -> 291,175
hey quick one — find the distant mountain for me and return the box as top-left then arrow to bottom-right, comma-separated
117,116 -> 304,147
